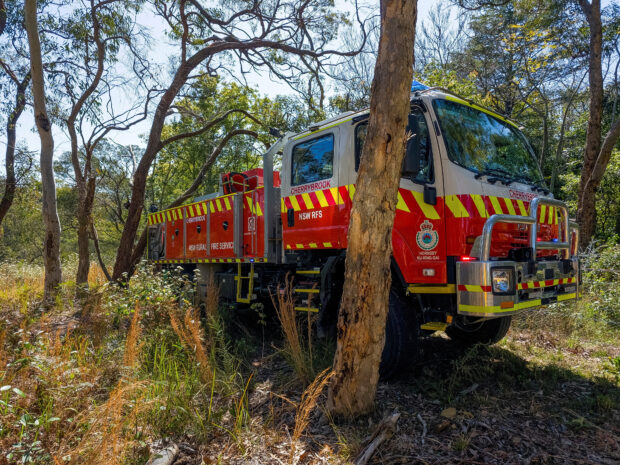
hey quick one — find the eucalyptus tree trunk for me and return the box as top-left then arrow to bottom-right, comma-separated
24,0 -> 62,303
577,0 -> 603,248
327,0 -> 417,416
0,72 -> 30,227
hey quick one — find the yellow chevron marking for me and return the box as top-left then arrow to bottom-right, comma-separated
289,195 -> 301,211
348,184 -> 356,200
296,244 -> 304,249
465,285 -> 483,292
286,244 -> 292,249
315,189 -> 329,207
301,193 -> 314,209
255,201 -> 263,216
209,201 -> 215,214
503,198 -> 517,216
459,299 -> 541,314
548,206 -> 554,224
201,203 -> 207,215
216,199 -> 222,212
489,196 -> 504,214
516,199 -> 528,216
246,196 -> 253,212
323,242 -> 333,247
281,198 -> 286,213
330,187 -> 344,205
224,197 -> 231,210
309,243 -> 318,248
172,209 -> 178,221
411,191 -> 440,219
445,195 -> 470,218
396,192 -> 410,212
471,194 -> 489,218
188,205 -> 195,217
539,204 -> 546,223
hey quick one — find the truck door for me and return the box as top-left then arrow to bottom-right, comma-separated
345,106 -> 447,283
280,128 -> 341,251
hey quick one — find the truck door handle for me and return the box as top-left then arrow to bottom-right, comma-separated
287,208 -> 295,227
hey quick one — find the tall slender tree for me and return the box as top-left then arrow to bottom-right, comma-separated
24,0 -> 62,304
578,0 -> 620,246
0,64 -> 30,228
327,0 -> 417,416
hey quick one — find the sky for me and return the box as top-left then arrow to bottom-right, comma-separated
0,0 -> 441,164
4,0 -> 612,165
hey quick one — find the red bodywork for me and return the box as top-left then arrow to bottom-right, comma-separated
149,169 -> 560,284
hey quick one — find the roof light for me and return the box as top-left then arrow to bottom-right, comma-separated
460,256 -> 477,262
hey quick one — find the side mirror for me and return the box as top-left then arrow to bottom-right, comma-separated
424,185 -> 437,205
402,114 -> 421,178
402,136 -> 421,177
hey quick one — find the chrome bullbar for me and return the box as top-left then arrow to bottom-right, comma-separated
457,197 -> 580,318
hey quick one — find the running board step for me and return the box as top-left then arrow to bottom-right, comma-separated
420,322 -> 448,331
296,269 -> 320,275
294,306 -> 319,313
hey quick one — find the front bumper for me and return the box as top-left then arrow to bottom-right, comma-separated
456,196 -> 580,318
456,258 -> 580,317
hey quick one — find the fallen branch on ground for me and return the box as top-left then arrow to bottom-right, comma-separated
355,411 -> 400,465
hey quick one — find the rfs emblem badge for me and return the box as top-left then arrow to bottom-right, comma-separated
416,220 -> 438,251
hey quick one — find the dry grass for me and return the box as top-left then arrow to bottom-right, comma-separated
123,301 -> 142,368
169,307 -> 212,384
291,368 -> 334,462
87,263 -> 108,287
271,274 -> 314,384
0,329 -> 6,374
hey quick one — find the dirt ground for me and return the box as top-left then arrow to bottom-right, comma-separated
168,326 -> 620,465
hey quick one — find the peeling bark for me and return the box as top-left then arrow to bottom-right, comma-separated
327,0 -> 417,416
25,0 -> 62,304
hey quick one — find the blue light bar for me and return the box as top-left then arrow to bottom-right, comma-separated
411,80 -> 429,92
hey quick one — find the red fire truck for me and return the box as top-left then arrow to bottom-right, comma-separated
147,88 -> 580,375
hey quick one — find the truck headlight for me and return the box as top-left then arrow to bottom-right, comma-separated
491,267 -> 515,295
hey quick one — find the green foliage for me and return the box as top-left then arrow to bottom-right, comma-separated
561,150 -> 620,241
148,77 -> 319,209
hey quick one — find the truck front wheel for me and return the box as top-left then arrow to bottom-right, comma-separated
379,288 -> 419,379
446,316 -> 512,345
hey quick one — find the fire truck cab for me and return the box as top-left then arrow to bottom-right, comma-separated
147,88 -> 580,376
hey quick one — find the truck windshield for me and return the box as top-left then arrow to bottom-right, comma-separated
433,99 -> 544,186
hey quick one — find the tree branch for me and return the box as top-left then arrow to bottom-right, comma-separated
158,109 -> 264,150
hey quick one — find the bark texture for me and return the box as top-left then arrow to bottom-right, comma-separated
66,2 -> 106,291
0,70 -> 30,228
25,0 -> 62,303
577,0 -> 603,248
327,0 -> 417,416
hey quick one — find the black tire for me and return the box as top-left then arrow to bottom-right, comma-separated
446,316 -> 512,345
379,288 -> 419,379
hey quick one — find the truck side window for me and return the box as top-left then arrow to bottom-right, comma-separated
355,109 -> 433,183
291,134 -> 334,186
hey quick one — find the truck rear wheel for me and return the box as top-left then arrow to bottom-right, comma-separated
446,316 -> 512,345
380,288 -> 419,379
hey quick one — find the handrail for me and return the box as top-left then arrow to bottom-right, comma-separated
480,197 -> 577,262
528,197 -> 570,259
480,215 -> 535,262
